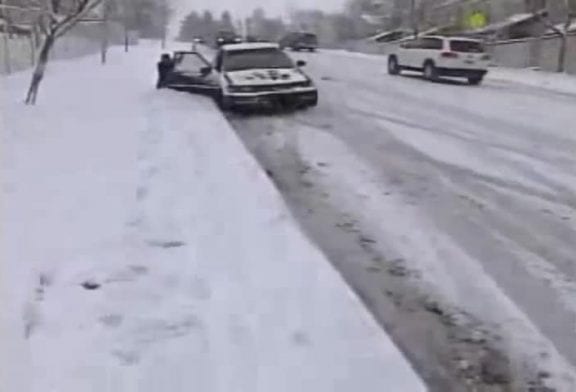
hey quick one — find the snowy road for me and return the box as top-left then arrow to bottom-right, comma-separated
229,50 -> 576,389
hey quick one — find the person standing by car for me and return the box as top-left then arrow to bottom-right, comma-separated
156,54 -> 175,89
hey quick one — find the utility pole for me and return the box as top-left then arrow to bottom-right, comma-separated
410,0 -> 419,37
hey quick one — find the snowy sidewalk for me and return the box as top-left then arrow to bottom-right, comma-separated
0,44 -> 425,391
487,66 -> 576,96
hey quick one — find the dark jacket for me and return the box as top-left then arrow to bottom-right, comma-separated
157,58 -> 175,77
156,58 -> 175,88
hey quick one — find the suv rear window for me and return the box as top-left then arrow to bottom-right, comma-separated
450,40 -> 485,53
420,38 -> 443,50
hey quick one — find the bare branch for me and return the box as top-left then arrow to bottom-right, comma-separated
0,4 -> 42,12
533,12 -> 566,37
55,0 -> 104,38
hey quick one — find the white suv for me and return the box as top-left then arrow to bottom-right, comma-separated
388,36 -> 490,85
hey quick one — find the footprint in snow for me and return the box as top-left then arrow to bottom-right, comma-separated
291,331 -> 312,347
100,314 -> 124,329
135,314 -> 204,345
136,186 -> 148,201
105,265 -> 149,284
147,240 -> 186,249
189,277 -> 211,301
112,349 -> 140,366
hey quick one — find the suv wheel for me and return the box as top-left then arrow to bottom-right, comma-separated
423,61 -> 438,81
388,56 -> 401,75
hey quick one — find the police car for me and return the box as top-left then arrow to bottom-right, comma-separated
165,42 -> 318,111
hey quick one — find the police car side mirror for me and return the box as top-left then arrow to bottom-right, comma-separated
296,60 -> 306,67
200,66 -> 212,76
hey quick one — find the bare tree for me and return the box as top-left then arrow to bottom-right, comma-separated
117,0 -> 134,52
100,0 -> 115,64
0,0 -> 13,73
533,0 -> 576,72
24,0 -> 104,104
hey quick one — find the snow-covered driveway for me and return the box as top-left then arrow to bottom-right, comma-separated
0,44 -> 425,391
229,50 -> 576,388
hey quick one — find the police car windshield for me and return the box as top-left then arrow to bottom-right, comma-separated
224,49 -> 294,71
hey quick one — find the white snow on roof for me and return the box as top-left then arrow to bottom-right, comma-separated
547,20 -> 576,33
368,29 -> 410,42
472,12 -> 541,34
446,36 -> 483,42
222,42 -> 280,51
508,13 -> 534,23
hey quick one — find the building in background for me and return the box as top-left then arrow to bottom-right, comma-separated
377,0 -> 568,40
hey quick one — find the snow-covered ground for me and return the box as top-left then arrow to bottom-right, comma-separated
0,43 -> 425,391
229,49 -> 576,389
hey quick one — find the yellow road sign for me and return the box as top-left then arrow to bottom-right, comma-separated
467,11 -> 488,29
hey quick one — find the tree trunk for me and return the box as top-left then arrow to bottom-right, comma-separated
28,35 -> 35,67
124,27 -> 129,52
101,19 -> 109,64
557,33 -> 568,72
101,0 -> 109,64
2,29 -> 11,74
25,34 -> 55,105
556,14 -> 574,73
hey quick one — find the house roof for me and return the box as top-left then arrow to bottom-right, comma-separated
470,12 -> 544,35
547,20 -> 576,34
368,29 -> 411,42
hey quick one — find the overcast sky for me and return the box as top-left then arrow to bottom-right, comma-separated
170,0 -> 347,20
168,0 -> 348,37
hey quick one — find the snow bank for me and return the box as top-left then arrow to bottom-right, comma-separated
0,43 -> 425,391
296,127 -> 576,390
487,67 -> 576,96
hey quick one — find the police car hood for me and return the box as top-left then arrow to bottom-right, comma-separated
226,68 -> 308,86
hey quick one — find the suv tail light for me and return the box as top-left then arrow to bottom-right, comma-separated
441,51 -> 459,58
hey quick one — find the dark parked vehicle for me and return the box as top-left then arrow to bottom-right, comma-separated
215,31 -> 242,47
279,32 -> 318,52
